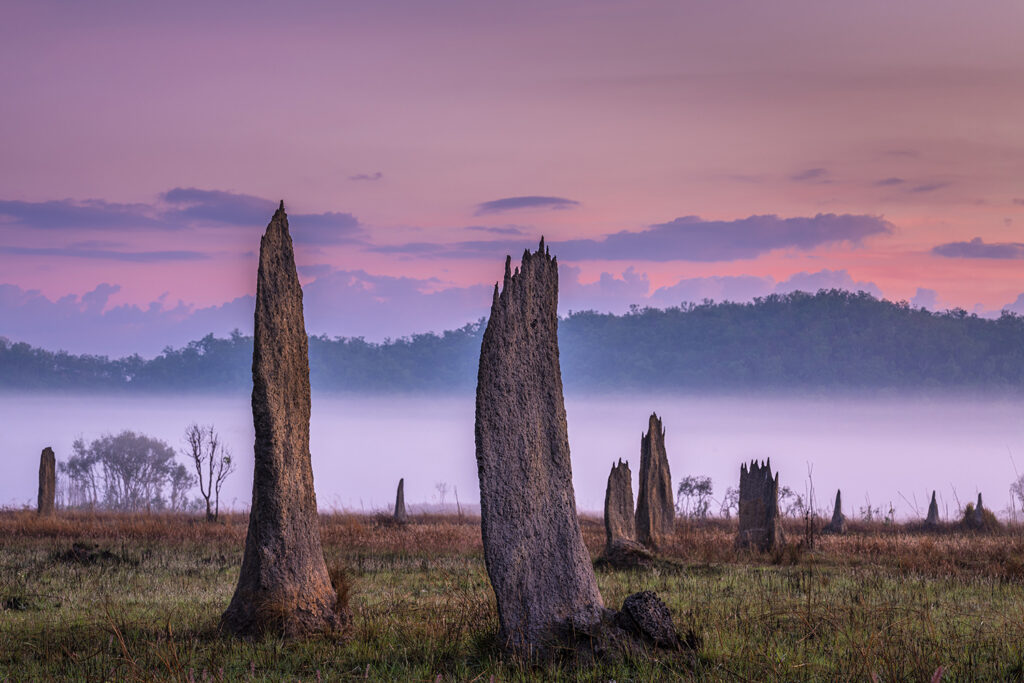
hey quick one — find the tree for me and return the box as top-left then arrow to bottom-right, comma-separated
719,486 -> 739,519
183,423 -> 235,521
9,290 -> 1024,394
676,475 -> 713,519
59,431 -> 192,511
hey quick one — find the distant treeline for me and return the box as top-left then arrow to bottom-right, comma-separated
4,290 -> 1024,392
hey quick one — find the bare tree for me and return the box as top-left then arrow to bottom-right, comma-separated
779,485 -> 808,519
434,481 -> 450,507
718,486 -> 739,519
183,423 -> 235,521
1010,474 -> 1024,521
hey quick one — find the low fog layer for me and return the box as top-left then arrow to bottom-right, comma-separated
3,392 -> 1022,522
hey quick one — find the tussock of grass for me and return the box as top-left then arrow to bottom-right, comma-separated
3,510 -> 1024,680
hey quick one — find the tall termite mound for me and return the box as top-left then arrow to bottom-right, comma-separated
37,447 -> 55,516
475,241 -> 605,653
221,202 -> 346,637
394,478 -> 407,523
823,489 -> 846,534
736,459 -> 785,552
635,413 -> 674,550
475,242 -> 687,658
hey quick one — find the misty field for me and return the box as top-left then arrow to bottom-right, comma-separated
3,512 -> 1024,682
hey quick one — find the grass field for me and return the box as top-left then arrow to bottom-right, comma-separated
3,511 -> 1024,681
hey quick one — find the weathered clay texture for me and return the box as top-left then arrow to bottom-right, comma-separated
394,478 -> 407,523
635,413 -> 674,550
222,203 -> 345,637
823,489 -> 846,534
604,459 -> 636,549
37,447 -> 55,516
925,490 -> 940,527
474,241 -> 604,655
736,459 -> 785,552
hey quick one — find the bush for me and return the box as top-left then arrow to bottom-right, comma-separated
962,503 -> 1002,532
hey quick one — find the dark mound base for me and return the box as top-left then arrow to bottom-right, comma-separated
822,520 -> 846,534
595,540 -> 656,570
374,513 -> 409,528
616,591 -> 692,648
525,591 -> 699,666
52,541 -> 129,565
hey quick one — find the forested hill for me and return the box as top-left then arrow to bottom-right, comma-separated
4,289 -> 1024,393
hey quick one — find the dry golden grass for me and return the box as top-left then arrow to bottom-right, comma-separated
4,510 -> 1024,680
7,508 -> 1024,580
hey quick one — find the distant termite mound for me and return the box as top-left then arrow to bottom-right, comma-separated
37,447 -> 55,516
474,241 -> 688,660
605,459 -> 636,548
393,478 -> 407,523
924,490 -> 939,528
221,202 -> 346,638
635,413 -> 675,551
600,459 -> 652,569
823,489 -> 846,534
735,459 -> 785,552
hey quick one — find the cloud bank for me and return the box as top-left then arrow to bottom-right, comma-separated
932,237 -> 1024,259
0,245 -> 210,262
474,196 -> 580,215
0,188 -> 363,248
373,213 -> 893,262
556,214 -> 891,262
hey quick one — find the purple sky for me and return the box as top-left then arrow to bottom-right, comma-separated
4,0 -> 1024,356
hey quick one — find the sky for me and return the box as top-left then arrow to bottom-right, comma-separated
4,0 -> 1024,356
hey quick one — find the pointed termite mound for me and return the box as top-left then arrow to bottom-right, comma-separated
823,489 -> 846,534
924,491 -> 940,528
635,413 -> 675,550
37,447 -> 55,516
221,202 -> 345,638
600,460 -> 652,569
736,459 -> 785,552
394,478 -> 407,523
475,241 -> 605,654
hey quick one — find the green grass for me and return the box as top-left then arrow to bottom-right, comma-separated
2,512 -> 1024,681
